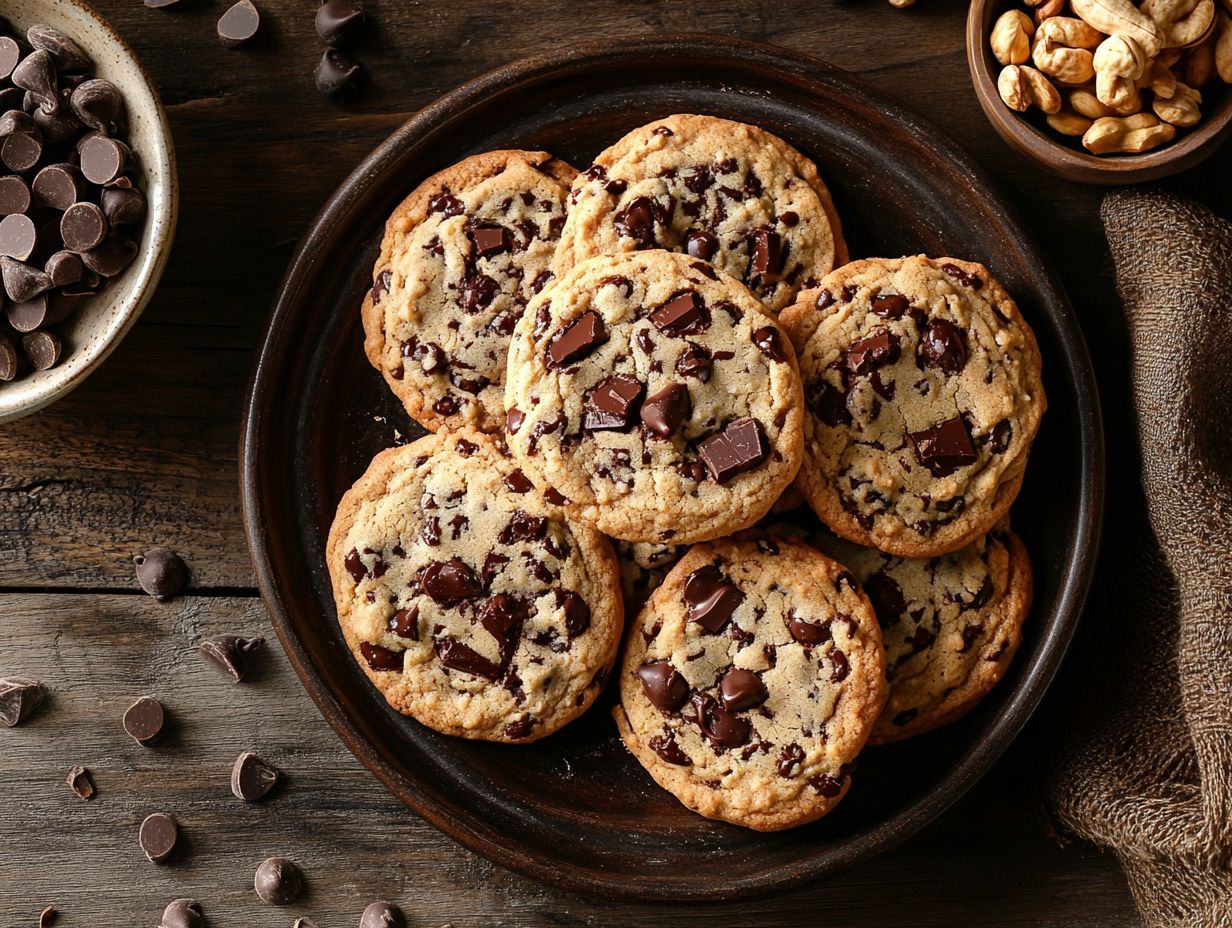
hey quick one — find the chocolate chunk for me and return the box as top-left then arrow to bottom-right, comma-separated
909,416 -> 977,477
79,136 -> 129,185
34,93 -> 82,144
649,730 -> 691,765
0,213 -> 36,260
12,49 -> 58,112
917,318 -> 968,374
0,37 -> 19,81
32,164 -> 83,210
863,571 -> 906,623
6,295 -> 57,333
719,668 -> 767,712
583,374 -> 643,431
420,557 -> 481,606
685,228 -> 718,261
69,80 -> 123,134
199,635 -> 264,682
360,902 -> 406,928
123,696 -> 166,745
696,417 -> 767,483
66,765 -> 95,800
845,329 -> 900,377
830,648 -> 850,681
133,547 -> 188,600
810,773 -> 845,797
293,920 -> 318,928
27,24 -> 91,72
100,186 -> 145,226
470,223 -> 510,257
231,750 -> 280,801
636,661 -> 689,711
139,813 -> 178,864
690,692 -> 750,749
941,262 -> 982,289
556,589 -> 590,636
870,293 -> 908,319
61,201 -> 108,252
1,132 -> 40,172
748,228 -> 782,282
0,677 -> 43,726
359,641 -> 404,671
388,606 -> 420,640
2,256 -> 50,302
640,382 -> 691,439
752,325 -> 787,363
674,342 -> 712,381
315,49 -> 364,101
544,487 -> 569,505
546,310 -> 607,369
160,899 -> 205,928
684,564 -> 744,634
778,743 -> 805,778
81,233 -> 137,276
45,250 -> 83,288
0,109 -> 36,137
649,290 -> 709,336
254,856 -> 302,905
985,418 -> 1013,454
613,196 -> 661,246
39,906 -> 56,928
218,0 -> 261,46
786,611 -> 831,645
0,174 -> 29,214
435,637 -> 501,680
316,0 -> 365,47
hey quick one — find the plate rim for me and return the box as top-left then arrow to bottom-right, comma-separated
241,33 -> 1106,901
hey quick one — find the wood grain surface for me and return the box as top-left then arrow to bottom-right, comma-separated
7,0 -> 1227,922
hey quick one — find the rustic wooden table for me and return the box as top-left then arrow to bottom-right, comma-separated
4,0 -> 1228,924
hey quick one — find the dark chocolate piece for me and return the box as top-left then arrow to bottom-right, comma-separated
133,547 -> 188,600
61,201 -> 108,252
160,899 -> 205,928
0,213 -> 37,260
231,750 -> 280,801
649,290 -> 709,336
315,49 -> 363,101
79,136 -> 129,186
199,634 -> 264,682
908,416 -> 978,477
640,383 -> 691,439
32,164 -> 84,210
683,564 -> 744,634
27,24 -> 92,73
123,695 -> 165,745
0,677 -> 44,726
139,812 -> 178,864
316,0 -> 366,47
217,0 -> 261,47
359,901 -> 406,928
69,79 -> 123,134
2,256 -> 51,302
719,667 -> 767,712
66,765 -> 95,800
582,374 -> 643,431
0,174 -> 29,214
253,856 -> 303,905
546,310 -> 607,369
636,661 -> 689,712
696,417 -> 768,483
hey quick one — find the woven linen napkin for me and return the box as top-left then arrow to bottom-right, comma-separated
1047,188 -> 1232,927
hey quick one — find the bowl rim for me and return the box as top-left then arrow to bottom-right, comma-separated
241,33 -> 1106,900
966,0 -> 1232,184
0,0 -> 179,424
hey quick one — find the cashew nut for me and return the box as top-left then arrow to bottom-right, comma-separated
1082,111 -> 1178,151
1094,34 -> 1150,108
1145,57 -> 1179,96
1070,86 -> 1118,116
992,10 -> 1035,65
998,64 -> 1064,113
1072,0 -> 1164,55
1047,108 -> 1097,134
1035,0 -> 1068,24
1152,80 -> 1203,123
1218,10 -> 1232,81
1141,0 -> 1217,47
1180,34 -> 1217,84
1032,17 -> 1103,83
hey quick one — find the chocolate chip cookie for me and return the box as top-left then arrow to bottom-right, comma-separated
504,249 -> 805,545
554,114 -> 847,313
779,256 -> 1045,557
363,150 -> 577,434
815,526 -> 1032,744
615,534 -> 886,831
326,429 -> 623,742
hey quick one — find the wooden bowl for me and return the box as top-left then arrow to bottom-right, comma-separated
0,0 -> 178,424
968,0 -> 1232,184
242,35 -> 1104,901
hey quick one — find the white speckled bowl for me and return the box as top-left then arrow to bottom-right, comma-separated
0,0 -> 177,424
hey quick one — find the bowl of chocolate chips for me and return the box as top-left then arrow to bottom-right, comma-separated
0,0 -> 176,424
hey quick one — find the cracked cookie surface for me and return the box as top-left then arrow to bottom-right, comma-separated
326,429 -> 622,742
779,256 -> 1045,557
504,249 -> 805,545
554,114 -> 846,314
615,535 -> 886,831
363,150 -> 577,434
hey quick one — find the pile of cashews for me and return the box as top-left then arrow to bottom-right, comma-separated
989,0 -> 1232,154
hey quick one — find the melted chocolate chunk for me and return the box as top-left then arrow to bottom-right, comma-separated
786,611 -> 832,646
428,192 -> 463,217
778,742 -> 805,777
685,228 -> 718,261
359,641 -> 404,672
871,293 -> 909,319
636,661 -> 689,712
419,557 -> 482,606
675,343 -> 712,381
470,223 -> 510,257
435,637 -> 501,680
371,269 -> 391,304
697,417 -> 767,483
984,418 -> 1012,454
719,668 -> 767,712
460,272 -> 497,314
917,318 -> 968,374
752,326 -> 787,363
556,589 -> 590,636
690,692 -> 750,749
650,290 -> 710,337
388,606 -> 420,640
863,571 -> 906,624
808,379 -> 850,427
546,311 -> 607,369
613,196 -> 664,247
908,417 -> 977,477
809,772 -> 844,797
829,648 -> 850,682
747,228 -> 782,282
640,383 -> 691,439
583,374 -> 644,431
845,329 -> 900,377
683,564 -> 744,634
504,469 -> 534,493
506,408 -> 524,434
941,262 -> 983,289
649,730 -> 691,765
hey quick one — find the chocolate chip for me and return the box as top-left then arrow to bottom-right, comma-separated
315,48 -> 364,101
546,310 -> 607,369
80,233 -> 137,276
470,223 -> 510,257
649,731 -> 691,765
863,572 -> 906,623
0,677 -> 44,727
2,256 -> 49,302
637,382 -> 690,440
61,201 -> 108,252
0,37 -> 19,81
199,635 -> 264,682
421,557 -> 481,606
870,293 -> 908,319
39,906 -> 56,928
69,79 -> 122,134
697,417 -> 768,483
12,49 -> 58,112
231,750 -> 280,801
31,164 -> 83,210
359,641 -> 404,671
45,250 -> 83,287
613,196 -> 662,246
34,91 -> 82,144
254,856 -> 303,905
809,773 -> 844,797
6,294 -> 59,332
217,0 -> 261,46
985,418 -> 1013,454
752,326 -> 787,363
674,342 -> 712,381
777,743 -> 805,777
941,262 -> 982,289
719,668 -> 767,712
583,374 -> 643,431
690,692 -> 750,749
316,0 -> 365,47
917,318 -> 968,374
387,605 -> 420,640
0,131 -> 40,172
79,136 -> 129,186
555,589 -> 590,636
139,813 -> 178,864
786,611 -> 831,645
845,329 -> 900,377
909,416 -> 977,477
123,696 -> 165,745
66,765 -> 95,800
435,637 -> 501,680
0,213 -> 36,260
0,174 -> 29,214
0,333 -> 17,381
636,661 -> 688,711
359,901 -> 406,928
160,899 -> 205,928
133,547 -> 188,600
650,290 -> 709,336
99,185 -> 145,226
748,228 -> 782,282
684,564 -> 744,634
685,228 -> 718,260
544,487 -> 568,506
27,24 -> 91,73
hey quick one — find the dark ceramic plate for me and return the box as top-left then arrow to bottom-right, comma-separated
241,36 -> 1103,902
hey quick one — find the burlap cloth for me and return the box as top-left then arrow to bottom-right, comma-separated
1046,188 -> 1232,927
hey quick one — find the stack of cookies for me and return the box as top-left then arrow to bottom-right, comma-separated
326,114 -> 1045,832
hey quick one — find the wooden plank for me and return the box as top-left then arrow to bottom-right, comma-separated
0,593 -> 1139,926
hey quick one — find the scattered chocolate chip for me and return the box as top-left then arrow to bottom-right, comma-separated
684,564 -> 744,634
941,262 -> 982,289
160,899 -> 205,928
674,342 -> 712,381
640,382 -> 691,439
123,695 -> 166,745
0,174 -> 29,214
917,318 -> 968,374
636,661 -> 689,712
752,325 -> 787,363
685,228 -> 718,261
66,765 -> 95,799
6,294 -> 57,332
199,635 -> 264,682
231,750 -> 280,801
139,812 -> 178,864
719,668 -> 767,712
1,131 -> 40,172
503,469 -> 533,493
690,691 -> 750,749
845,329 -> 900,377
613,196 -> 662,246
583,374 -> 643,431
316,0 -> 366,46
79,136 -> 129,186
909,416 -> 977,477
544,487 -> 568,506
27,24 -> 91,72
33,94 -> 82,144
254,856 -> 302,905
786,611 -> 831,645
2,256 -> 50,302
217,0 -> 261,46
650,290 -> 709,336
39,905 -> 57,928
870,293 -> 908,319
0,677 -> 44,726
315,48 -> 364,101
360,901 -> 406,928
0,213 -> 37,260
649,730 -> 691,765
420,557 -> 481,605
133,547 -> 188,600
359,641 -> 404,672
435,637 -> 501,680
546,310 -> 607,369
61,201 -> 108,252
697,417 -> 767,483
809,772 -> 845,797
